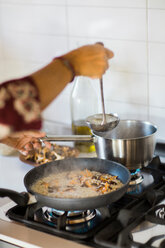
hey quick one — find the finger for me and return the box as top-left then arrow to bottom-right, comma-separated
17,137 -> 36,150
92,60 -> 109,78
44,141 -> 52,149
96,41 -> 104,46
104,60 -> 109,71
27,131 -> 46,138
11,131 -> 46,138
24,143 -> 33,151
15,138 -> 32,150
22,137 -> 40,150
19,149 -> 29,156
33,142 -> 42,149
31,138 -> 42,149
20,131 -> 46,138
29,137 -> 42,144
104,48 -> 114,59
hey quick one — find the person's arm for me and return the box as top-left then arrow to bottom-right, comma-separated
32,43 -> 114,109
0,43 -> 114,153
31,59 -> 72,110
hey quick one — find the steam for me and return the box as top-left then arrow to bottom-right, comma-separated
34,157 -> 110,181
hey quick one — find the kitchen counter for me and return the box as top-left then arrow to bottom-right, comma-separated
0,154 -> 34,192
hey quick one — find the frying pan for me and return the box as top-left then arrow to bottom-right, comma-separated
0,158 -> 130,211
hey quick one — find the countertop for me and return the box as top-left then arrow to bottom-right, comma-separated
0,154 -> 35,192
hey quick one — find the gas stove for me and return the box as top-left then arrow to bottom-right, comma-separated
0,143 -> 165,248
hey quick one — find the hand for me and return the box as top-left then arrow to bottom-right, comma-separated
62,43 -> 114,79
1,130 -> 51,155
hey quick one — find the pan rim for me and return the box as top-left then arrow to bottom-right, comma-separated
24,157 -> 131,202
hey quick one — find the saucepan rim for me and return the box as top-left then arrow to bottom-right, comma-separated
93,119 -> 157,141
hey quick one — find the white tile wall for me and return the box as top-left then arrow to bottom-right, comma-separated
0,0 -> 165,140
2,32 -> 68,62
149,107 -> 165,141
0,37 -> 3,60
0,6 -> 5,83
105,100 -> 148,121
103,71 -> 148,105
148,9 -> 165,42
0,4 -> 67,35
1,60 -> 45,82
0,1 -> 66,4
0,62 -> 5,83
149,43 -> 165,76
67,0 -> 146,8
67,6 -> 146,41
149,75 -> 165,108
148,0 -> 165,9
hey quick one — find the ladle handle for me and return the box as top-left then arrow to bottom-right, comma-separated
40,135 -> 94,142
96,41 -> 106,125
100,77 -> 106,124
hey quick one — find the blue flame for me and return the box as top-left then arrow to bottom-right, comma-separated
131,168 -> 141,175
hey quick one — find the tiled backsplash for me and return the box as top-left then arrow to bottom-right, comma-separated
0,0 -> 165,140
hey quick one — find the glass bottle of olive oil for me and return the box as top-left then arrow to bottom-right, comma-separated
70,76 -> 99,153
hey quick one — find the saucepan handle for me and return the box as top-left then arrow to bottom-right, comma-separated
40,135 -> 95,142
0,188 -> 29,206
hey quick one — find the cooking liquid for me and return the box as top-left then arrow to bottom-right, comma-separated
72,120 -> 95,153
31,169 -> 123,198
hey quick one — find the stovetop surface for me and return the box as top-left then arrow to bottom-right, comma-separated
6,143 -> 165,248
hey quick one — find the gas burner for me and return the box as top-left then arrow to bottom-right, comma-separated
129,169 -> 144,185
33,206 -> 103,233
43,208 -> 96,226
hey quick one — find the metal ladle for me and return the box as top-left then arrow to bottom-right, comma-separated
86,77 -> 119,132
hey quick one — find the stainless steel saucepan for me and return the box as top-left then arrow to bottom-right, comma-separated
41,120 -> 157,170
93,120 -> 157,170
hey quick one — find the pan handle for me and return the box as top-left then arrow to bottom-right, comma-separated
0,188 -> 29,206
40,135 -> 95,142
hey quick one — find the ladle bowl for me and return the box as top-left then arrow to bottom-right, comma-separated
86,113 -> 120,132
